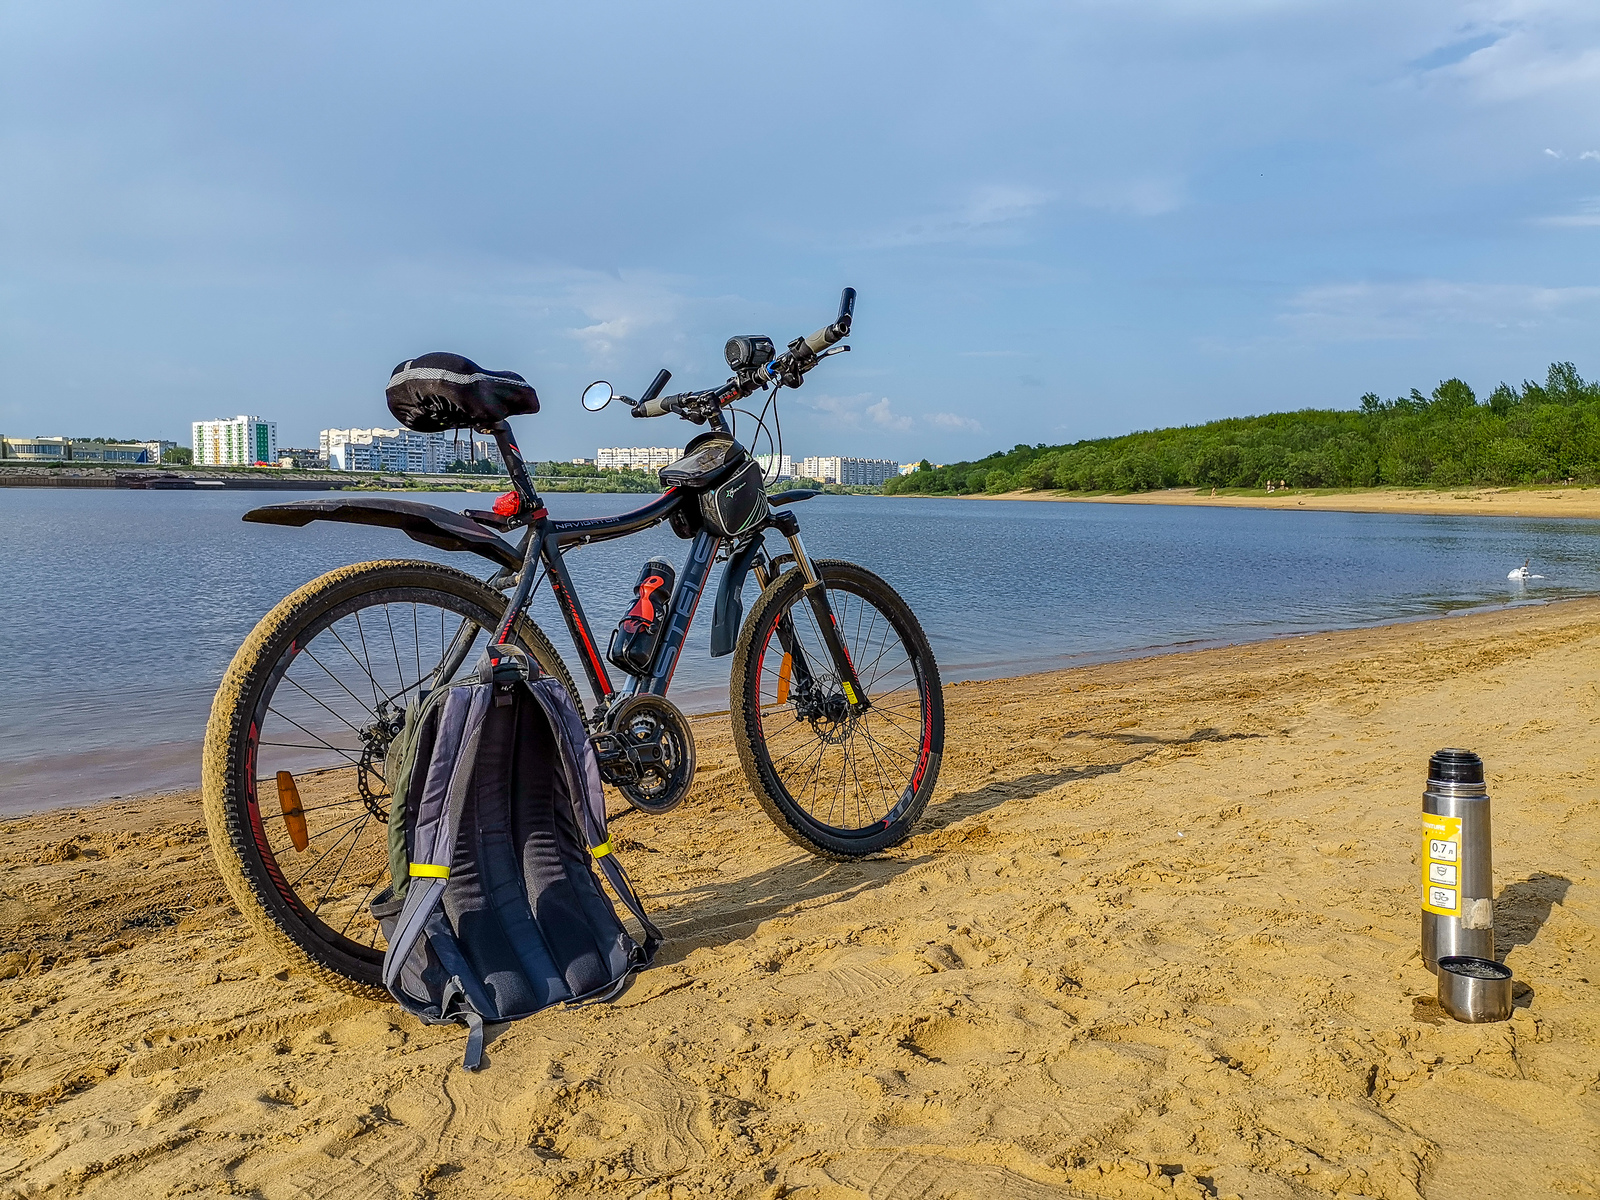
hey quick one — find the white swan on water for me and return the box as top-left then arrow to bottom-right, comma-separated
1508,558 -> 1544,580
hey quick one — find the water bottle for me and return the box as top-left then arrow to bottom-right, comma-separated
1421,748 -> 1495,973
607,559 -> 676,676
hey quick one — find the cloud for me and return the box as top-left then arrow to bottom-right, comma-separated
865,398 -> 913,431
1583,151 -> 1600,161
1410,32 -> 1503,73
1546,148 -> 1564,158
1535,197 -> 1600,227
929,412 -> 982,433
866,184 -> 1050,248
1074,176 -> 1187,217
1280,279 -> 1600,340
560,272 -> 692,359
796,391 -> 911,432
1432,22 -> 1600,103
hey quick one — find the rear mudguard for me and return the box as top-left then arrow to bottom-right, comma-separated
709,490 -> 819,657
243,497 -> 522,571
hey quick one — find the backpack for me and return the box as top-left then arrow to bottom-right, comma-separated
371,650 -> 659,1069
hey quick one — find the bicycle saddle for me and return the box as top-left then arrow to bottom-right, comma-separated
386,352 -> 539,433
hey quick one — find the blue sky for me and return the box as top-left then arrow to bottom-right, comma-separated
3,1 -> 1597,463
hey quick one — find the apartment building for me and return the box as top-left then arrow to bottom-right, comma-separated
596,446 -> 683,472
753,454 -> 793,480
799,456 -> 900,486
194,416 -> 277,466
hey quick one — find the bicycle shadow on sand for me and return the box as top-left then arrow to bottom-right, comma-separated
632,747 -> 1168,966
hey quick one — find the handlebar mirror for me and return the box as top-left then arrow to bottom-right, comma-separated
581,380 -> 614,412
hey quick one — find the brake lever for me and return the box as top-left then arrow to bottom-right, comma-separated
816,344 -> 851,360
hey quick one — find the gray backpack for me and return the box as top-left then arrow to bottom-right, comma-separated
371,649 -> 659,1069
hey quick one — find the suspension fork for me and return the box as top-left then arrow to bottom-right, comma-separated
768,510 -> 869,711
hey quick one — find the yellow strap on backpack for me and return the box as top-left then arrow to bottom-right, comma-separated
409,863 -> 450,878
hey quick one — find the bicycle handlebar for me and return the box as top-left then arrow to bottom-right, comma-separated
629,287 -> 856,420
801,287 -> 856,354
634,391 -> 690,418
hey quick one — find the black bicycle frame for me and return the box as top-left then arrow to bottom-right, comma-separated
470,417 -> 863,725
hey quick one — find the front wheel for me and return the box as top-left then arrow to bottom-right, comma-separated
731,559 -> 943,858
201,559 -> 578,995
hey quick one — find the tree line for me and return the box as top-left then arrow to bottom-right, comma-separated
884,362 -> 1600,497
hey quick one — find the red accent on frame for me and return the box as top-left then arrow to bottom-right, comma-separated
552,574 -> 613,697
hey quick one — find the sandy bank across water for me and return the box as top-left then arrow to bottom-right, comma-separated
2,601 -> 1598,1198
969,484 -> 1600,521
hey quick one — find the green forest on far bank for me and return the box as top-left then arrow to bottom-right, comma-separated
885,362 -> 1600,497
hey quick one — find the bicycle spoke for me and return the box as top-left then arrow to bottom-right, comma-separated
313,816 -> 369,915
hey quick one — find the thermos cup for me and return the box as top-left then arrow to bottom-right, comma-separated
1421,749 -> 1495,974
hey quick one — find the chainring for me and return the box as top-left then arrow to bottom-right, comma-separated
599,694 -> 697,814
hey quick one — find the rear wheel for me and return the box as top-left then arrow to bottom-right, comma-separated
201,559 -> 577,995
731,559 -> 943,858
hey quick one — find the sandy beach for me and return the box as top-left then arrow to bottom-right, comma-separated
3,601 -> 1598,1199
974,486 -> 1600,521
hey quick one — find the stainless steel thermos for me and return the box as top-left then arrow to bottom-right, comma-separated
1421,748 -> 1495,973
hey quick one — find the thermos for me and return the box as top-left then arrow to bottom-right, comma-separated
1421,748 -> 1495,973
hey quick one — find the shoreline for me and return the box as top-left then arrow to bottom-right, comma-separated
5,599 -> 1598,1195
946,483 -> 1600,520
4,594 -> 1578,818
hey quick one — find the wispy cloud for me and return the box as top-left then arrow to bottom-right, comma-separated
796,391 -> 912,432
1281,279 -> 1600,340
1074,176 -> 1187,217
1535,197 -> 1600,227
865,184 -> 1050,249
929,412 -> 983,433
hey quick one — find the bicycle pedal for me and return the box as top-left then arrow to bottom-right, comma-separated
590,732 -> 626,763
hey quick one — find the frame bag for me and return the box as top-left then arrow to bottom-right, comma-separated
371,654 -> 659,1069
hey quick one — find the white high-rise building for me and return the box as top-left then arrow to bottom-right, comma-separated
320,427 -> 458,473
193,416 -> 277,466
800,456 -> 899,486
753,454 -> 792,480
596,446 -> 683,472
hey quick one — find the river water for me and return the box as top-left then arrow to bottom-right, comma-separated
3,489 -> 1596,812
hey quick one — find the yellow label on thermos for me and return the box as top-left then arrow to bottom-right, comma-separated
1421,813 -> 1463,916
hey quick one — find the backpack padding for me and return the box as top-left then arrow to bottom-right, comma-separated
441,697 -> 621,1015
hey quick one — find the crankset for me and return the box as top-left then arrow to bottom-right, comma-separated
592,694 -> 697,814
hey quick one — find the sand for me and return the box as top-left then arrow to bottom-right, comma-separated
973,485 -> 1600,521
3,601 -> 1599,1199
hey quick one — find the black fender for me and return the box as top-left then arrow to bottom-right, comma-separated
243,497 -> 522,571
710,535 -> 768,658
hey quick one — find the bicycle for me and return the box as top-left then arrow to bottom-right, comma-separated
200,289 -> 945,993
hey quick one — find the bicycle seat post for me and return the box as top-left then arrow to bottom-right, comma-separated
488,420 -> 545,517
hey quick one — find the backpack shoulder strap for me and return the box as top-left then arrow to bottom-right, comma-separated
531,678 -> 662,962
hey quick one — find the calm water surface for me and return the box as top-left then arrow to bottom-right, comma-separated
3,489 -> 1596,811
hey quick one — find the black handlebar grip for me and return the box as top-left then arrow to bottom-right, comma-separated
640,368 -> 672,405
634,392 -> 682,418
837,287 -> 856,326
